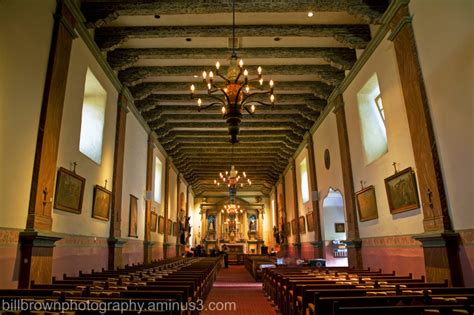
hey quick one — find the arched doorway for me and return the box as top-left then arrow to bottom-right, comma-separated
322,188 -> 348,267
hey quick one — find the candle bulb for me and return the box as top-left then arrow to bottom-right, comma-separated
202,71 -> 207,81
269,80 -> 274,87
270,94 -> 275,104
257,66 -> 262,75
239,59 -> 244,68
221,106 -> 226,114
209,71 -> 214,83
207,83 -> 211,90
197,98 -> 202,108
190,84 -> 195,97
259,78 -> 263,86
215,61 -> 220,70
250,104 -> 255,113
245,86 -> 250,93
243,69 -> 248,76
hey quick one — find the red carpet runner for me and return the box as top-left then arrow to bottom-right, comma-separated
202,265 -> 277,314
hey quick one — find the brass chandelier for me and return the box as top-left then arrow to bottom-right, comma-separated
190,0 -> 275,144
214,144 -> 251,203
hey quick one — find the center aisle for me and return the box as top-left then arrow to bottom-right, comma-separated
202,265 -> 277,314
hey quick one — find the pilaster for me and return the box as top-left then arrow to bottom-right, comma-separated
333,96 -> 362,268
305,132 -> 324,258
389,4 -> 460,285
20,0 -> 76,287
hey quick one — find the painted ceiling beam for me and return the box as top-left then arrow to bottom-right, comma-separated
107,47 -> 356,71
130,81 -> 332,100
81,0 -> 387,28
119,64 -> 344,87
95,24 -> 371,51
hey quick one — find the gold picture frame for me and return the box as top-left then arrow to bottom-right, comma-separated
151,212 -> 158,232
128,195 -> 138,237
167,219 -> 173,235
384,167 -> 420,214
298,216 -> 306,234
54,167 -> 85,214
306,212 -> 315,232
355,185 -> 378,222
92,185 -> 111,221
158,216 -> 165,234
335,223 -> 345,233
291,219 -> 298,235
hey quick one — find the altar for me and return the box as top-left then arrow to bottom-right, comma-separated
199,197 -> 266,256
226,244 -> 245,264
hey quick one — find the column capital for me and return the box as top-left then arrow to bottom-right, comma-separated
413,231 -> 459,248
19,230 -> 62,248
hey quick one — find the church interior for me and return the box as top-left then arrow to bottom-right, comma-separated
0,0 -> 473,314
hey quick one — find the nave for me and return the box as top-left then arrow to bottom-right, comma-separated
1,1 -> 473,314
202,265 -> 276,315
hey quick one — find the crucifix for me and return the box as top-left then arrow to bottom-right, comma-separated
72,161 -> 77,173
104,179 -> 108,189
392,162 -> 398,174
42,187 -> 51,212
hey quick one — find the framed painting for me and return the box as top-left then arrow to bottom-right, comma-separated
151,212 -> 158,232
173,221 -> 179,236
306,212 -> 315,232
128,195 -> 138,237
167,219 -> 173,235
92,185 -> 111,221
291,219 -> 298,235
286,222 -> 291,235
355,185 -> 378,222
54,167 -> 85,214
158,216 -> 165,234
384,167 -> 420,214
335,223 -> 345,233
298,216 -> 306,234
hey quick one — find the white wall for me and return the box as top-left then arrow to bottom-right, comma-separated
313,114 -> 346,240
284,169 -> 295,242
53,36 -> 118,237
151,148 -> 166,243
168,167 -> 177,243
121,113 -> 148,240
410,0 -> 474,230
295,149 -> 314,243
343,34 -> 424,238
0,0 -> 55,229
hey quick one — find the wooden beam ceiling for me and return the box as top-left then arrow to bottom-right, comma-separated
79,0 -> 390,196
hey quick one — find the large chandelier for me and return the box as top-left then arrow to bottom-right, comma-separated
190,0 -> 275,144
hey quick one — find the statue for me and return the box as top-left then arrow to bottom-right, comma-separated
185,216 -> 191,245
208,215 -> 216,231
273,225 -> 281,244
248,215 -> 256,231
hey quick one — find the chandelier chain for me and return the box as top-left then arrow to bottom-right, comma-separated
232,0 -> 236,56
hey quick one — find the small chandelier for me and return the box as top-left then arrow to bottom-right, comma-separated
214,165 -> 251,204
190,0 -> 275,144
214,165 -> 252,188
221,203 -> 244,215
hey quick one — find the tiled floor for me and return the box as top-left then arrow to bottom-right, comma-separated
202,266 -> 277,314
